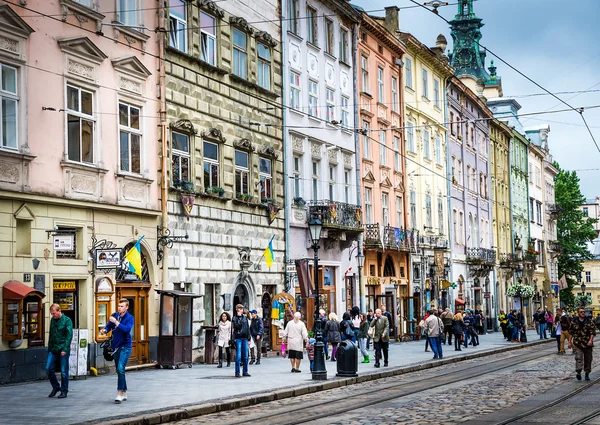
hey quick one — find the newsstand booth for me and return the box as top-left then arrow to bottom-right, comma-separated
270,292 -> 296,352
2,280 -> 45,348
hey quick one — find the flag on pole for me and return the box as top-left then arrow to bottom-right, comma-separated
558,274 -> 568,290
124,236 -> 144,279
263,235 -> 275,268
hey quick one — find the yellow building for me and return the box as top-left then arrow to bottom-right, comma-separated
574,240 -> 600,316
399,32 -> 454,312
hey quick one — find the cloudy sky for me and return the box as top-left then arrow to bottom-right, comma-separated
352,0 -> 600,199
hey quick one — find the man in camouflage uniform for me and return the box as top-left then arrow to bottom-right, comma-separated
569,307 -> 596,381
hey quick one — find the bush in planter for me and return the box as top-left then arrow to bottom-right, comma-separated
236,193 -> 253,202
207,186 -> 225,196
506,283 -> 535,298
292,196 -> 306,207
261,197 -> 277,205
173,179 -> 195,194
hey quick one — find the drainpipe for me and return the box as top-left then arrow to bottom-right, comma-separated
351,22 -> 364,312
281,3 -> 290,294
158,0 -> 169,290
444,79 -> 453,311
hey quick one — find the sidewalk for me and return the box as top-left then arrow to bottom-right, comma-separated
1,331 -> 549,425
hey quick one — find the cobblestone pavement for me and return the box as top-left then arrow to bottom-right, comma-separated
173,346 -> 598,425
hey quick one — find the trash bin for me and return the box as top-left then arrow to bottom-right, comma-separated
336,340 -> 358,377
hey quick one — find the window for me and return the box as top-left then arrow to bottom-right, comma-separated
450,112 -> 455,135
535,166 -> 541,187
457,160 -> 463,184
339,28 -> 349,63
325,18 -> 334,55
344,170 -> 350,203
312,160 -> 319,200
172,132 -> 190,182
259,158 -> 272,199
422,68 -> 428,99
326,88 -> 335,122
377,67 -> 384,102
391,77 -> 398,112
425,194 -> 432,229
379,131 -> 386,166
16,218 -> 31,256
365,187 -> 372,224
405,57 -> 413,89
438,197 -> 444,234
453,209 -> 457,243
169,0 -> 187,52
118,102 -> 141,173
396,196 -> 403,227
361,56 -> 369,93
393,136 -> 401,172
288,0 -> 299,34
529,197 -> 535,222
459,211 -> 464,244
410,190 -> 417,229
293,155 -> 301,198
232,28 -> 247,79
538,240 -> 544,265
66,85 -> 94,164
290,71 -> 301,110
536,201 -> 542,225
328,166 -> 335,200
117,0 -> 138,26
308,80 -> 318,117
435,137 -> 441,165
583,207 -> 589,217
586,271 -> 591,283
406,122 -> 415,153
341,96 -> 349,128
235,150 -> 249,195
257,43 -> 271,90
307,7 -> 317,45
199,12 -> 216,65
423,129 -> 430,160
471,168 -> 477,193
1,64 -> 17,149
466,165 -> 471,190
451,156 -> 456,180
362,121 -> 370,159
54,227 -> 80,259
433,79 -> 440,108
382,193 -> 389,226
203,141 -> 219,189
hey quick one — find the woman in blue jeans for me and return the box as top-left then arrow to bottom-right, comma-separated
508,309 -> 520,342
101,298 -> 134,403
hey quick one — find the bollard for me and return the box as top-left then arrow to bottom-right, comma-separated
336,340 -> 358,377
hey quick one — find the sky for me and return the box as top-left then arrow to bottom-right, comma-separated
352,0 -> 600,199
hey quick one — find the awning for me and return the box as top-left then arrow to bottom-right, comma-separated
454,298 -> 465,305
155,289 -> 201,298
3,280 -> 45,300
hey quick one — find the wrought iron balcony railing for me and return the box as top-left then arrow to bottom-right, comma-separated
499,253 -> 520,268
546,203 -> 562,217
308,200 -> 363,232
363,224 -> 419,251
548,241 -> 563,253
419,235 -> 449,250
465,247 -> 497,264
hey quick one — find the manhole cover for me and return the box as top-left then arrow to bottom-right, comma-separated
199,376 -> 239,379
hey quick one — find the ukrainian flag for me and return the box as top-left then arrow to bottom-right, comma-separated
264,236 -> 275,268
125,236 -> 144,279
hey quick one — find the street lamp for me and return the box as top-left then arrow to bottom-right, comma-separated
356,251 -> 365,311
308,213 -> 326,380
581,282 -> 586,295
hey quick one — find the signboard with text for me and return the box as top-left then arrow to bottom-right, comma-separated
95,249 -> 121,269
53,234 -> 74,251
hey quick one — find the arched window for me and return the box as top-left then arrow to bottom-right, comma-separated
116,241 -> 150,282
383,256 -> 395,277
468,213 -> 473,248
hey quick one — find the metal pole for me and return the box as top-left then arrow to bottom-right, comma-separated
312,243 -> 327,380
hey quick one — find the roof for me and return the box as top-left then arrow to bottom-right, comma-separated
2,280 -> 45,300
587,239 -> 600,258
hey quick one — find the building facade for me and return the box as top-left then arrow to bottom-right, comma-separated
282,0 -> 361,325
579,198 -> 600,238
400,32 -> 454,318
576,238 -> 600,316
357,8 -> 411,338
0,1 -> 160,382
164,0 -> 285,361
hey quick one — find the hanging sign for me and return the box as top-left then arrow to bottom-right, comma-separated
53,234 -> 74,251
96,249 -> 121,269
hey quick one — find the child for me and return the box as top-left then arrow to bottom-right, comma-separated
306,338 -> 315,372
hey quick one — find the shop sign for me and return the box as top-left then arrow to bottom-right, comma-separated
54,281 -> 76,290
483,292 -> 491,299
95,249 -> 121,269
97,296 -> 110,301
53,234 -> 74,251
365,276 -> 380,286
95,277 -> 114,294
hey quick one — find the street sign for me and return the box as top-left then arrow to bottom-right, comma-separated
483,292 -> 491,299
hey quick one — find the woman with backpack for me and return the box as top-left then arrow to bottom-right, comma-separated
357,313 -> 370,363
324,312 -> 341,361
340,312 -> 356,342
452,312 -> 464,351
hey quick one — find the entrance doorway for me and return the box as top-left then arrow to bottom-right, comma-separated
116,286 -> 149,365
401,296 -> 421,340
233,284 -> 249,309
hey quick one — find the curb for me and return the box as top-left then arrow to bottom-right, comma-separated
94,339 -> 552,425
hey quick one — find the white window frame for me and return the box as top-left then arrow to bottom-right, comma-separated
288,0 -> 299,34
362,121 -> 370,159
405,57 -> 413,89
344,170 -> 350,203
232,28 -> 247,79
391,76 -> 398,112
410,190 -> 417,229
406,122 -> 415,153
257,43 -> 271,90
435,137 -> 441,165
169,0 -> 187,52
1,64 -> 19,150
422,68 -> 429,99
425,194 -> 432,228
459,211 -> 464,244
234,149 -> 250,195
200,11 -> 216,65
393,136 -> 401,172
293,155 -> 301,198
328,165 -> 335,200
423,129 -> 430,160
437,197 -> 444,234
308,80 -> 318,117
341,95 -> 349,128
203,141 -> 220,189
326,88 -> 335,122
259,157 -> 272,199
396,196 -> 402,227
339,28 -> 349,63
290,71 -> 301,110
379,130 -> 386,166
365,187 -> 372,224
312,160 -> 319,200
433,79 -> 440,108
377,67 -> 384,103
118,101 -> 142,174
117,0 -> 139,27
172,131 -> 190,182
361,56 -> 369,93
382,192 -> 389,226
306,6 -> 317,45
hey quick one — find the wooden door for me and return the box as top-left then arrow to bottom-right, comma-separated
116,286 -> 149,365
401,296 -> 421,340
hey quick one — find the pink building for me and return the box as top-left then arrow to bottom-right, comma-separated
0,1 -> 160,381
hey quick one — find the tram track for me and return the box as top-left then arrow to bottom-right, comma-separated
219,346 -> 558,425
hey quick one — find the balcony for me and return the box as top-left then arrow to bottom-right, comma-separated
548,241 -> 563,253
419,235 -> 449,250
308,200 -> 363,232
546,203 -> 562,218
499,253 -> 520,269
363,224 -> 419,251
466,247 -> 496,278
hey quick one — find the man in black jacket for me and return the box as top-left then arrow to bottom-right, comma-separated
232,304 -> 251,377
249,310 -> 264,365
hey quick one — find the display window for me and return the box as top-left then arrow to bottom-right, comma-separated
2,280 -> 45,346
94,277 -> 114,342
53,280 -> 78,328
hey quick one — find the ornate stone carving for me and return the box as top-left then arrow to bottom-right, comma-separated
71,174 -> 96,194
0,36 -> 18,54
234,138 -> 255,152
68,59 -> 93,79
198,0 -> 225,18
229,16 -> 254,35
291,135 -> 304,154
325,63 -> 335,86
255,31 -> 277,47
237,247 -> 253,268
260,145 -> 279,159
119,77 -> 142,94
122,183 -> 144,201
124,34 -> 137,45
74,13 -> 88,23
0,163 -> 19,183
310,142 -> 322,159
340,72 -> 349,94
171,119 -> 198,134
307,53 -> 318,77
327,147 -> 338,165
343,153 -> 352,168
202,127 -> 226,143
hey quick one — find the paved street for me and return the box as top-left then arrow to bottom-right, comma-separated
0,331 -> 544,424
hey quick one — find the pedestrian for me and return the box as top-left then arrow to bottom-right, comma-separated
100,298 -> 134,403
441,308 -> 453,345
595,313 -> 600,331
554,308 -> 563,354
46,304 -> 73,399
324,312 -> 341,361
357,313 -> 370,363
533,308 -> 540,335
340,312 -> 356,342
284,311 -> 308,373
351,306 -> 361,341
419,312 -> 431,352
508,309 -> 520,342
425,309 -> 444,359
473,309 -> 483,335
306,338 -> 315,372
369,308 -> 389,367
559,310 -> 572,354
216,312 -> 232,368
517,309 -> 527,342
547,307 -> 555,337
538,307 -> 548,339
381,304 -> 394,340
366,309 -> 374,349
315,309 -> 329,358
569,307 -> 596,381
232,304 -> 251,378
452,311 -> 464,351
463,311 -> 473,347
249,309 -> 264,365
498,310 -> 509,340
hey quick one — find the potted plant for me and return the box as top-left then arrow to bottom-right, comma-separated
261,197 -> 277,205
236,193 -> 253,202
173,179 -> 195,194
207,186 -> 225,197
293,196 -> 306,207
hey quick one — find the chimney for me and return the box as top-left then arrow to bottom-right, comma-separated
384,6 -> 399,34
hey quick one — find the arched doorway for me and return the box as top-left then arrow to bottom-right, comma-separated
234,284 -> 249,309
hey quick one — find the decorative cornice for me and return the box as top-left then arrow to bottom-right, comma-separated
0,4 -> 35,38
202,127 -> 226,143
170,119 -> 198,135
233,138 -> 255,152
255,31 -> 277,48
229,16 -> 254,35
259,145 -> 279,159
58,36 -> 107,64
198,0 -> 224,18
60,0 -> 104,33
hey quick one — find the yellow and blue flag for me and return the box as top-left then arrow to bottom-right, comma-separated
263,236 -> 275,268
124,236 -> 144,279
